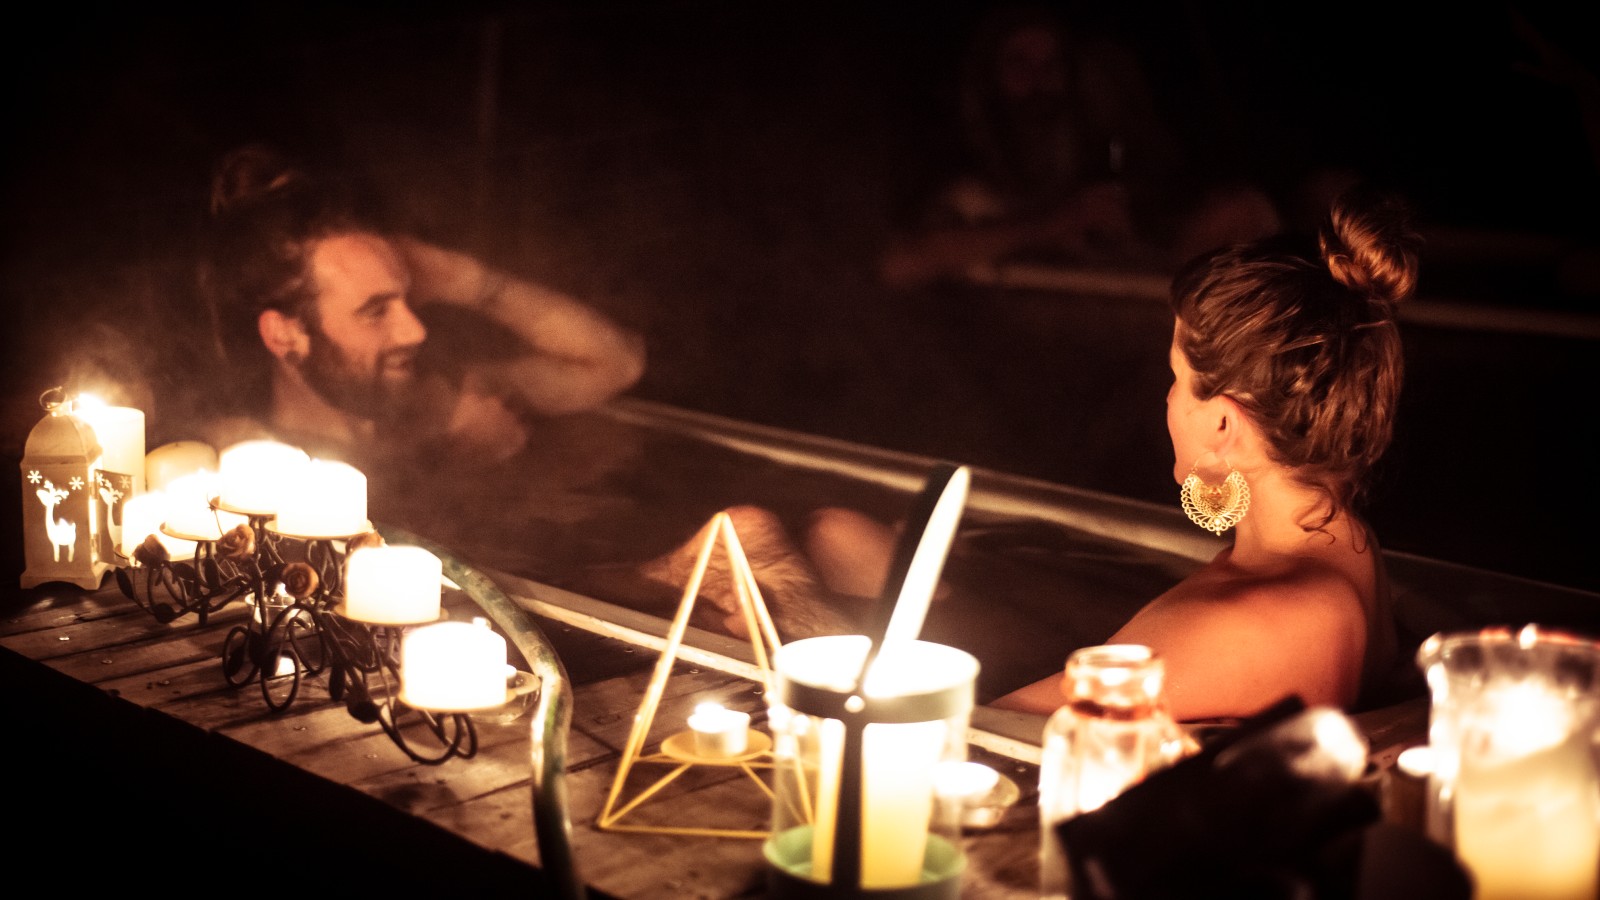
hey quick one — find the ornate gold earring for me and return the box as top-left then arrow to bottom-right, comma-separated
1180,458 -> 1250,535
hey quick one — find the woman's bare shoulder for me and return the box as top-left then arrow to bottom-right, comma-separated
1112,561 -> 1368,716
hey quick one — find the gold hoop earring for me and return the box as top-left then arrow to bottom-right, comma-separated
1180,460 -> 1250,534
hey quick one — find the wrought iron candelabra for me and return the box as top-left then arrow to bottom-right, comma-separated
113,511 -> 275,626
114,506 -> 527,765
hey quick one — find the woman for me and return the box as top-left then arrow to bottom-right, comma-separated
642,189 -> 1415,720
993,189 -> 1417,719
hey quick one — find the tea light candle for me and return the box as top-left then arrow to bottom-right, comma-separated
400,618 -> 507,712
344,546 -> 442,624
688,702 -> 751,758
145,441 -> 218,492
274,459 -> 367,537
934,760 -> 1000,801
218,440 -> 308,514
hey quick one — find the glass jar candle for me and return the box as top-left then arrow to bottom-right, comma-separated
1038,644 -> 1189,897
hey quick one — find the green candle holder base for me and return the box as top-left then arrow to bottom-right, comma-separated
763,826 -> 964,899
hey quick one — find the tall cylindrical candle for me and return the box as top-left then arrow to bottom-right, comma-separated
274,459 -> 367,537
75,398 -> 146,490
344,546 -> 442,624
218,440 -> 308,514
400,619 -> 508,711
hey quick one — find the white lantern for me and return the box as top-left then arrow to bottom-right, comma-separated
20,392 -> 131,589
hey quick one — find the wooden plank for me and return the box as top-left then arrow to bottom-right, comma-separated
0,596 -> 242,662
570,667 -> 765,756
40,616 -> 239,684
562,764 -> 772,899
0,583 -> 147,632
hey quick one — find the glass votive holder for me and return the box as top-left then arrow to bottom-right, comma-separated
1417,625 -> 1600,900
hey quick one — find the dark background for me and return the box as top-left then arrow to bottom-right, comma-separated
3,1 -> 1596,592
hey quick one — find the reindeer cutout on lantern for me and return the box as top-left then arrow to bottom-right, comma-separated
35,478 -> 78,563
96,471 -> 128,559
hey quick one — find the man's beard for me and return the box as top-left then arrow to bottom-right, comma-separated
300,328 -> 416,426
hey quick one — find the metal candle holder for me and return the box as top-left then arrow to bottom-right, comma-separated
763,462 -> 977,898
113,503 -> 278,626
214,520 -> 359,712
320,602 -> 535,766
113,491 -> 520,765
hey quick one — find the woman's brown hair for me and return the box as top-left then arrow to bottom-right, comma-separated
1170,187 -> 1421,527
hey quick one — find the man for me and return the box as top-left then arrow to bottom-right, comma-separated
200,144 -> 645,463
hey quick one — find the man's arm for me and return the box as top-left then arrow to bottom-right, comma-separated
397,237 -> 646,415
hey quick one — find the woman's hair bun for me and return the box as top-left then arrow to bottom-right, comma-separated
1317,188 -> 1422,314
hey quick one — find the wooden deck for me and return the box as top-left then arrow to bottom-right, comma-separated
0,568 -> 1046,897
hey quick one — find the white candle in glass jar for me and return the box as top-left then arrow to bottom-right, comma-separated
218,440 -> 308,514
1453,683 -> 1600,900
344,546 -> 442,624
274,459 -> 367,537
400,619 -> 507,712
688,702 -> 750,758
788,638 -> 974,889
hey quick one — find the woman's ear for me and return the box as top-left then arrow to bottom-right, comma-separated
258,309 -> 310,364
1210,394 -> 1258,463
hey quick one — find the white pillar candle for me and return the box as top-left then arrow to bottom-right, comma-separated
120,491 -> 166,557
688,702 -> 751,758
120,490 -> 198,561
162,471 -> 244,539
343,546 -> 442,624
218,440 -> 308,514
145,441 -> 218,492
400,618 -> 508,711
74,397 -> 146,489
274,459 -> 367,537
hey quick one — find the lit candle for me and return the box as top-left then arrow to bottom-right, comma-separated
120,490 -> 197,561
145,441 -> 218,492
782,637 -> 976,889
400,618 -> 508,712
933,760 -> 1000,802
687,702 -> 751,758
273,459 -> 367,537
162,471 -> 244,539
218,440 -> 308,514
73,395 -> 146,490
1453,682 -> 1600,900
343,546 -> 442,624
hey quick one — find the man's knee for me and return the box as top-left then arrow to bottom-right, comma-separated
804,507 -> 895,599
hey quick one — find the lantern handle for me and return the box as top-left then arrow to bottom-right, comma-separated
39,386 -> 69,413
852,461 -> 970,692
